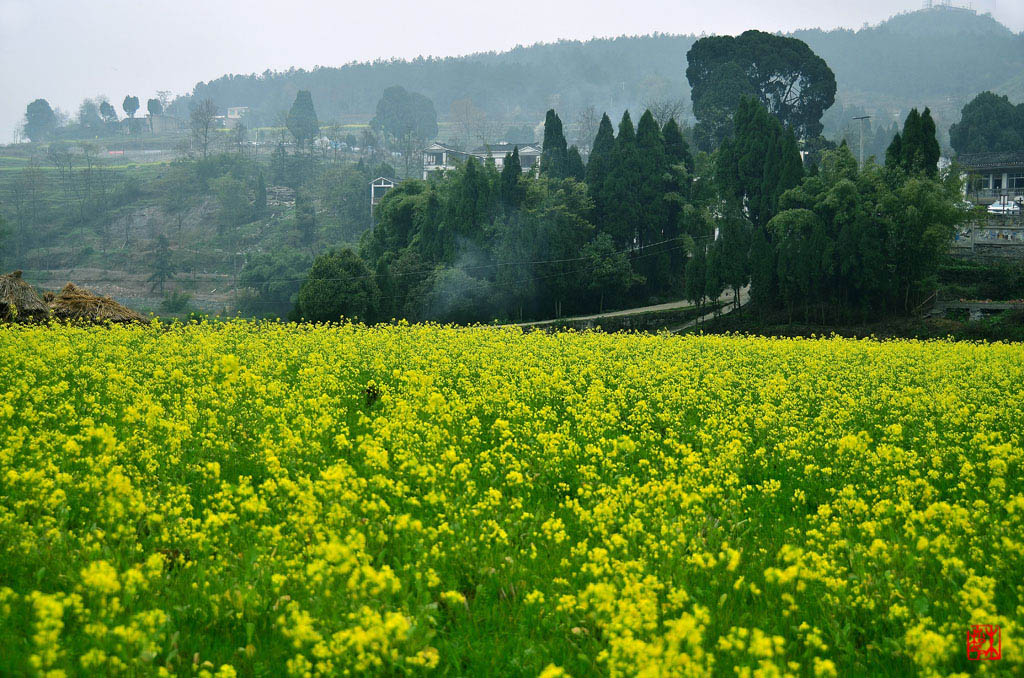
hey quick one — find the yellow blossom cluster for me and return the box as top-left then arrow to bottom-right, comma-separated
0,320 -> 1021,676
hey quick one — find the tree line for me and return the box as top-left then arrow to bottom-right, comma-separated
22,94 -> 174,141
293,97 -> 962,325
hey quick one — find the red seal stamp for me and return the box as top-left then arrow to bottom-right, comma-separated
966,624 -> 1001,661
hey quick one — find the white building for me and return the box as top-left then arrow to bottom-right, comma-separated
422,142 -> 542,179
370,176 -> 397,215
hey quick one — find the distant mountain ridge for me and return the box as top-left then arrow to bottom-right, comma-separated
171,7 -> 1024,141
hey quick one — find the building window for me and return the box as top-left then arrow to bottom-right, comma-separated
991,174 -> 1003,190
1011,173 -> 1024,191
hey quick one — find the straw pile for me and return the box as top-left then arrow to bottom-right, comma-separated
49,283 -> 147,324
0,270 -> 50,322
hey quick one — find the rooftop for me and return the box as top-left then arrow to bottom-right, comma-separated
470,142 -> 541,155
958,151 -> 1024,171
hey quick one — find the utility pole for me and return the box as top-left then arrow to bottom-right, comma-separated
853,116 -> 871,167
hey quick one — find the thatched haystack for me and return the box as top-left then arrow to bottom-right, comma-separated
49,283 -> 147,324
0,270 -> 50,323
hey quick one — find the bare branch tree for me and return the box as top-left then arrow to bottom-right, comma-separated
644,98 -> 688,127
189,98 -> 217,159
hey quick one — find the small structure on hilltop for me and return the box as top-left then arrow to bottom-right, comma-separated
370,176 -> 397,215
0,270 -> 49,323
47,283 -> 147,324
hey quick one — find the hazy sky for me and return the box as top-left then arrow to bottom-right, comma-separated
1,0 -> 1021,140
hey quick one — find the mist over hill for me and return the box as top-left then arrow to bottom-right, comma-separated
171,7 -> 1023,142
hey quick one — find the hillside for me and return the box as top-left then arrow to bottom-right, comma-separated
173,7 -> 1024,139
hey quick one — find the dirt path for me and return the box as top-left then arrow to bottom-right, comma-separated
668,286 -> 750,334
507,287 -> 747,330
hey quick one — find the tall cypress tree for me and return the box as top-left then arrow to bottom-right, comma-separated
566,146 -> 586,181
286,90 -> 319,151
635,110 -> 668,289
900,109 -> 924,173
718,98 -> 801,231
888,108 -> 941,177
540,109 -> 568,179
662,118 -> 694,175
604,111 -> 642,249
919,108 -> 941,177
586,114 -> 616,226
500,147 -> 524,208
885,132 -> 903,169
662,117 -> 693,283
635,110 -> 672,292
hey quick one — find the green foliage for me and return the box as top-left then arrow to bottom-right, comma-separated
662,118 -> 694,175
294,248 -> 379,322
159,290 -> 192,314
500,147 -> 525,208
687,30 -> 836,149
540,110 -> 568,179
585,114 -> 616,227
581,233 -> 639,312
99,100 -> 117,124
566,146 -> 585,182
684,242 -> 707,307
147,233 -> 177,293
634,110 -> 670,292
295,191 -> 317,247
949,91 -> 1024,155
604,111 -> 642,249
0,214 -> 7,269
716,98 -> 804,231
254,172 -> 267,217
147,98 -> 163,117
24,99 -> 56,142
286,90 -> 320,149
763,145 -> 963,319
122,95 -> 140,118
370,86 -> 438,147
209,175 -> 251,232
239,250 -> 311,317
887,108 -> 942,177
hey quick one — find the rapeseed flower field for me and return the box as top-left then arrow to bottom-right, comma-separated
0,321 -> 1021,677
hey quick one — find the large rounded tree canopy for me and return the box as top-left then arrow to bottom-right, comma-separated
687,30 -> 837,148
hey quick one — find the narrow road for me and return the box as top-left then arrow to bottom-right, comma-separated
668,286 -> 750,334
505,287 -> 748,330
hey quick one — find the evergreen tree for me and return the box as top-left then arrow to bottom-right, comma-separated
566,146 -> 586,181
255,172 -> 267,216
717,98 -> 802,231
885,132 -> 903,169
634,110 -> 669,291
294,248 -> 379,322
950,91 -> 1024,155
585,113 -> 616,226
604,111 -> 642,249
705,241 -> 725,311
662,118 -> 694,175
147,233 -> 176,293
748,223 -> 777,313
684,243 -> 707,308
287,90 -> 320,151
540,109 -> 569,179
500,147 -> 524,208
919,108 -> 941,177
122,95 -> 140,119
23,99 -> 56,141
718,211 -> 751,308
888,108 -> 941,177
295,191 -> 317,247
